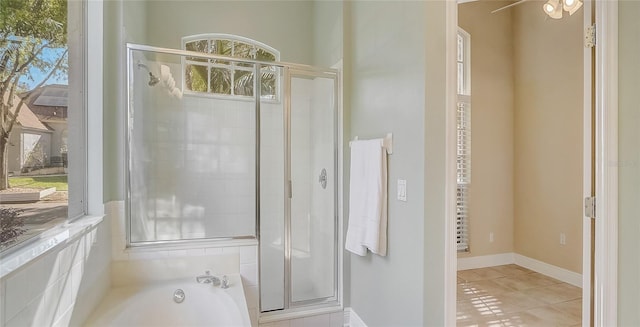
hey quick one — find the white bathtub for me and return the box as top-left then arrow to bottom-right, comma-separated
84,274 -> 251,327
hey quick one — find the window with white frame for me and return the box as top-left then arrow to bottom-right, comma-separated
182,34 -> 280,99
0,0 -> 89,254
457,28 -> 471,252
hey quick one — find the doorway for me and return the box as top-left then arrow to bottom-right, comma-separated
446,1 -> 620,326
454,0 -> 591,326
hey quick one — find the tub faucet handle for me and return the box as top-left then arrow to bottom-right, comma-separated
196,270 -> 220,286
221,275 -> 229,289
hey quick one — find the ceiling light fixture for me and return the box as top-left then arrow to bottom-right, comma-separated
543,0 -> 563,19
491,0 -> 583,18
563,0 -> 583,16
543,0 -> 583,19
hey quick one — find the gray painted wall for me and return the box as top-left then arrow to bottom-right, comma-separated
312,0 -> 343,68
145,1 -> 314,64
423,1 -> 449,325
346,1 -> 432,325
103,0 -> 126,203
342,1 -> 352,309
618,2 -> 640,325
103,0 -> 148,202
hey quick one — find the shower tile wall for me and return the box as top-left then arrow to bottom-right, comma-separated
290,79 -> 316,302
259,95 -> 285,312
126,57 -> 279,325
130,60 -> 257,242
124,57 -> 284,326
307,77 -> 336,300
289,77 -> 336,302
291,79 -> 313,255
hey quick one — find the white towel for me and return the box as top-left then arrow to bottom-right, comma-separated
345,138 -> 388,256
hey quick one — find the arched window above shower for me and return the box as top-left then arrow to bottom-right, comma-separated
181,34 -> 280,100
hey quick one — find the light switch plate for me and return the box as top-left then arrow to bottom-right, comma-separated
397,179 -> 407,201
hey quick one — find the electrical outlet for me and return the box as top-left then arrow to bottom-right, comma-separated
489,232 -> 494,243
560,233 -> 566,245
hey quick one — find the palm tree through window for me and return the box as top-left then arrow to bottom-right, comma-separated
182,34 -> 280,100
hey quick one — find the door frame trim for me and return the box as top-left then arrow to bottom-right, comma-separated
444,0 -> 619,326
593,0 -> 618,325
582,1 -> 594,325
444,1 -> 458,325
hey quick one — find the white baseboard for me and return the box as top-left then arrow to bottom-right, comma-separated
345,308 -> 367,327
457,253 -> 514,270
513,254 -> 582,288
457,252 -> 582,288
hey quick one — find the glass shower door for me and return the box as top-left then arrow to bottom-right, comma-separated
259,64 -> 286,312
259,67 -> 338,313
288,70 -> 337,306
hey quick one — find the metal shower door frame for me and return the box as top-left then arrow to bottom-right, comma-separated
281,67 -> 341,311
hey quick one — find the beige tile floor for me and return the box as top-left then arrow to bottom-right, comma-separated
457,264 -> 582,327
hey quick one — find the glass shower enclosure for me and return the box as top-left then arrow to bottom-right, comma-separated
126,44 -> 341,315
260,69 -> 340,312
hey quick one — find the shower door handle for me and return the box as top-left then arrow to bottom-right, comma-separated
318,169 -> 327,189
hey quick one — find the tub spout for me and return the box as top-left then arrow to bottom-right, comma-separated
196,271 -> 221,286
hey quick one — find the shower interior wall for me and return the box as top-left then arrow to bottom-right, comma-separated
129,58 -> 259,242
262,75 -> 338,310
126,57 -> 339,319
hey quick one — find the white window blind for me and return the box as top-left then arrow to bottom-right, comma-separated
457,33 -> 465,95
457,101 -> 471,252
457,102 -> 471,185
457,28 -> 471,252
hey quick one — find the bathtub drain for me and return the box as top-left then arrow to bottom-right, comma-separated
173,289 -> 186,303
